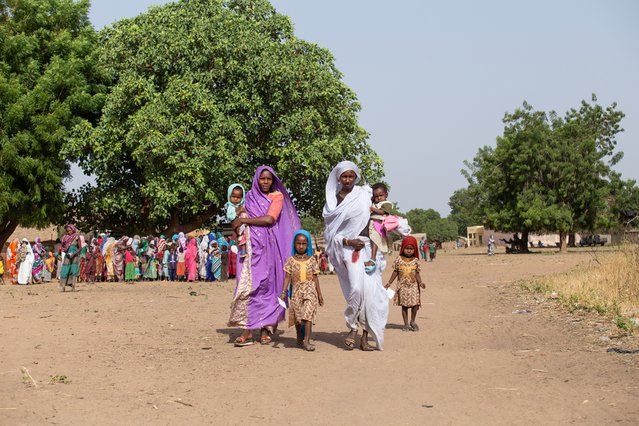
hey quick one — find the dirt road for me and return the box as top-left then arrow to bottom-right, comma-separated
1,251 -> 637,425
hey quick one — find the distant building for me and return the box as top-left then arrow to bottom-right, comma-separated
466,226 -> 485,247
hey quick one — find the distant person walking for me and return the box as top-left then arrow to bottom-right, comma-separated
59,224 -> 81,291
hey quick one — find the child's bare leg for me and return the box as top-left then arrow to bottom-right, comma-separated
365,243 -> 378,267
401,307 -> 409,330
303,320 -> 315,351
410,306 -> 419,331
295,324 -> 304,347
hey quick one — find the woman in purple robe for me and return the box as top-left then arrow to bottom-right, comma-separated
228,166 -> 300,346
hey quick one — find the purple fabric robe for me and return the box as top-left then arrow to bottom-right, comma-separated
229,166 -> 300,329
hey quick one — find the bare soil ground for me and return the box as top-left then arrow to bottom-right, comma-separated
1,250 -> 638,425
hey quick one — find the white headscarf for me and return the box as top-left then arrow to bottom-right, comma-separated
323,161 -> 371,265
324,160 -> 362,210
102,237 -> 116,256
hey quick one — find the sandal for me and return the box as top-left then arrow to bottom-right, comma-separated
402,325 -> 410,332
303,342 -> 316,352
234,335 -> 254,347
344,330 -> 356,350
360,341 -> 375,351
411,322 -> 419,331
260,335 -> 272,345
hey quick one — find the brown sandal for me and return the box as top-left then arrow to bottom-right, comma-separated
360,341 -> 374,351
344,330 -> 356,350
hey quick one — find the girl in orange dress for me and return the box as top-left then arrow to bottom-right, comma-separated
280,230 -> 324,351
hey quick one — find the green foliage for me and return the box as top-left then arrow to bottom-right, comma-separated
64,0 -> 383,234
462,96 -> 625,246
448,185 -> 484,235
405,208 -> 440,233
404,208 -> 457,241
0,0 -> 107,245
607,173 -> 639,227
299,214 -> 323,236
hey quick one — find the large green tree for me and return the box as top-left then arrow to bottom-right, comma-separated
448,185 -> 484,236
0,0 -> 107,248
463,96 -> 625,252
65,0 -> 383,234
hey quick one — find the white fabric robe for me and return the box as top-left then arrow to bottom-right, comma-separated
323,161 -> 389,349
17,242 -> 34,285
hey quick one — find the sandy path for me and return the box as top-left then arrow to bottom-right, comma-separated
1,251 -> 637,425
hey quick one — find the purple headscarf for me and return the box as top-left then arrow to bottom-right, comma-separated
61,224 -> 78,252
229,166 -> 300,329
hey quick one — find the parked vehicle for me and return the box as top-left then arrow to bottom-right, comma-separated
579,234 -> 607,246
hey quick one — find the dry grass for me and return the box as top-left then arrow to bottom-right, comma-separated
522,244 -> 639,330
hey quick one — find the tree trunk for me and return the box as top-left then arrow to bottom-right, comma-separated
558,232 -> 568,253
521,231 -> 530,253
164,206 -> 219,236
167,209 -> 181,235
0,220 -> 19,251
568,233 -> 576,247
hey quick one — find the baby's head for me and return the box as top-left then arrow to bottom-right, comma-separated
371,183 -> 389,203
228,184 -> 244,206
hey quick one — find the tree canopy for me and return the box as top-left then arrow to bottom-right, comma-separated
0,0 -> 107,248
448,185 -> 484,236
64,0 -> 383,234
462,95 -> 629,251
404,208 -> 458,241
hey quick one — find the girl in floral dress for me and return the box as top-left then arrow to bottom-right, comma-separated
280,230 -> 324,351
386,236 -> 424,331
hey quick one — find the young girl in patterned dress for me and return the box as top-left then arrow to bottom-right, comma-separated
280,230 -> 324,351
385,236 -> 424,331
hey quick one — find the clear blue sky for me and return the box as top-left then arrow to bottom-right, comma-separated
85,0 -> 639,215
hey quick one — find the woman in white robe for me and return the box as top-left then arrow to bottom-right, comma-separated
17,239 -> 35,285
199,236 -> 209,280
323,161 -> 389,350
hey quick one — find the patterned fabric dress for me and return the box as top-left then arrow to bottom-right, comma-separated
283,256 -> 320,325
393,256 -> 421,307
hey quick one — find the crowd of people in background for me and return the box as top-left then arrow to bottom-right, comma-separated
0,228 -> 340,288
1,227 -> 239,289
1,231 -> 438,288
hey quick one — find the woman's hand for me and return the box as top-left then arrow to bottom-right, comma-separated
420,283 -> 426,289
345,238 -> 365,250
231,217 -> 242,231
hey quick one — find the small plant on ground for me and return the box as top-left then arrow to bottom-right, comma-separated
49,375 -> 71,384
